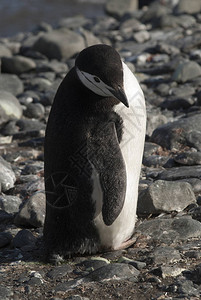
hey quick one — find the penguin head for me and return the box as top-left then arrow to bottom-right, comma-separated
75,44 -> 129,108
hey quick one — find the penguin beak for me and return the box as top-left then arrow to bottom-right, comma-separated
110,86 -> 129,108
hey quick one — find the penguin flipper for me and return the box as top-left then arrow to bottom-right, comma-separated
90,122 -> 127,226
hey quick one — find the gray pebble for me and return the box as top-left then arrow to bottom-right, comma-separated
14,192 -> 45,228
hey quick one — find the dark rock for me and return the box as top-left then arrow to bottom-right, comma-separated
2,55 -> 36,74
85,263 -> 139,282
14,192 -> 45,228
0,74 -> 24,95
24,103 -> 45,119
33,29 -> 85,60
158,165 -> 201,181
12,229 -> 36,248
0,156 -> 16,192
0,194 -> 21,214
160,96 -> 195,110
0,91 -> 22,119
19,137 -> 44,147
151,114 -> 201,150
0,232 -> 13,248
174,151 -> 201,165
137,180 -> 196,216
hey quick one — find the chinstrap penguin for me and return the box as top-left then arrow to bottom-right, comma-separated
43,44 -> 146,261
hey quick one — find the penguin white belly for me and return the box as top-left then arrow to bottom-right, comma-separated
93,62 -> 146,249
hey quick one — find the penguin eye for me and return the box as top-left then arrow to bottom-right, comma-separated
94,76 -> 101,83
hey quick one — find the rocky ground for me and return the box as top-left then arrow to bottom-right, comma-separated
0,0 -> 201,299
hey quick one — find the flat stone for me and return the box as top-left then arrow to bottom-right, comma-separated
0,156 -> 16,192
0,74 -> 24,96
77,258 -> 109,271
158,166 -> 201,181
152,247 -> 181,265
160,266 -> 185,278
172,61 -> 201,83
14,192 -> 45,228
47,265 -> 73,279
137,180 -> 196,215
136,216 -> 201,243
33,28 -> 85,60
2,55 -> 36,74
0,91 -> 22,119
85,263 -> 140,282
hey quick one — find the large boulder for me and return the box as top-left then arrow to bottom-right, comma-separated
32,28 -> 85,60
0,91 -> 22,119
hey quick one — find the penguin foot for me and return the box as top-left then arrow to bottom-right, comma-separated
115,236 -> 137,250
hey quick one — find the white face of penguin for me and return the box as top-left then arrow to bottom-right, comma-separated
76,62 -> 129,108
76,66 -> 116,98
